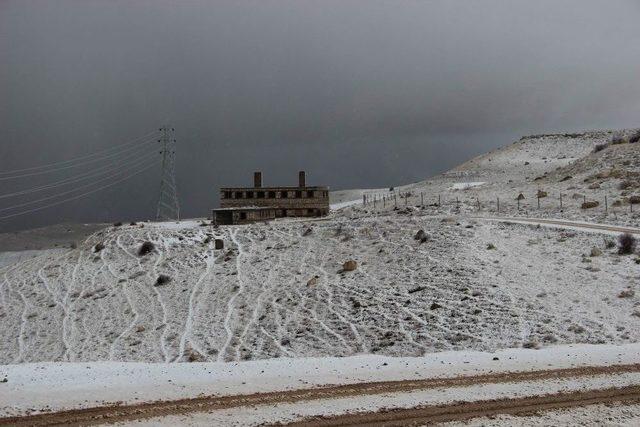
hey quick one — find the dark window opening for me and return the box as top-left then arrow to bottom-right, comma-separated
295,190 -> 302,198
257,191 -> 265,198
306,191 -> 314,198
235,191 -> 243,199
247,192 -> 254,199
240,212 -> 247,220
268,191 -> 276,198
281,191 -> 288,198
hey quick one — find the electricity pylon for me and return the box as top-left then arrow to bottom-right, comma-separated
155,126 -> 180,221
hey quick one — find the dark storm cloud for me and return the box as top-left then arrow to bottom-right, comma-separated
1,0 -> 640,230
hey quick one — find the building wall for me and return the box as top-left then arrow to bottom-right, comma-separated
212,208 -> 276,225
219,186 -> 329,217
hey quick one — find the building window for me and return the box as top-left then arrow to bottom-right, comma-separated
235,191 -> 243,199
268,191 -> 276,198
247,191 -> 254,199
295,190 -> 302,198
281,191 -> 288,198
306,190 -> 314,198
257,191 -> 265,198
240,212 -> 247,220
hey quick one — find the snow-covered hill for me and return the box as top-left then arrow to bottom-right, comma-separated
1,129 -> 639,365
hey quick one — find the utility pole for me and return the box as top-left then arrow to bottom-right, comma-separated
156,126 -> 180,221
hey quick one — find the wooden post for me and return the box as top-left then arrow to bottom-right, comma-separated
421,192 -> 424,207
517,197 -> 520,210
438,194 -> 441,206
405,193 -> 408,207
477,197 -> 481,211
537,194 -> 540,209
363,195 -> 366,206
383,196 -> 386,208
497,197 -> 500,213
605,195 -> 608,213
394,194 -> 397,208
560,193 -> 563,210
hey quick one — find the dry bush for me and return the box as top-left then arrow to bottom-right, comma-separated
137,241 -> 155,256
619,180 -> 634,190
611,134 -> 626,145
618,233 -> 637,255
593,143 -> 609,153
154,274 -> 171,286
630,130 -> 640,144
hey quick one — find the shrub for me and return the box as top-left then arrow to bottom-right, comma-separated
630,130 -> 640,144
604,239 -> 616,249
593,143 -> 609,153
113,222 -> 123,227
611,134 -> 626,145
154,274 -> 171,286
619,180 -> 634,190
618,233 -> 637,255
93,242 -> 105,253
137,241 -> 155,256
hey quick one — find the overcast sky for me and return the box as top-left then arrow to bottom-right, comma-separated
1,0 -> 640,231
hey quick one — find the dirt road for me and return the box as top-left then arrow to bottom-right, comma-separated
2,364 -> 639,426
477,216 -> 640,235
282,385 -> 640,426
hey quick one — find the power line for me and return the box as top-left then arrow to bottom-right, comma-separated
0,162 -> 159,221
0,133 -> 159,180
0,129 -> 159,175
0,150 -> 159,200
0,155 -> 160,213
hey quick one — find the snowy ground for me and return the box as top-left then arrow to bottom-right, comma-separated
2,342 -> 640,418
1,213 -> 639,365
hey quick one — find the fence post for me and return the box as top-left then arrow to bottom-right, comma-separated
394,194 -> 397,208
363,195 -> 366,206
537,194 -> 540,209
456,197 -> 460,210
517,198 -> 520,210
405,193 -> 408,207
421,192 -> 424,207
438,194 -> 441,206
373,195 -> 377,208
605,195 -> 608,213
383,196 -> 386,208
497,197 -> 500,213
477,197 -> 480,211
560,193 -> 563,210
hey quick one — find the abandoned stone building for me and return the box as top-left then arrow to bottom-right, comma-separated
211,171 -> 329,225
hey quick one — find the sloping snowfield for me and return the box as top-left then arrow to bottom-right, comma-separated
1,211 -> 638,364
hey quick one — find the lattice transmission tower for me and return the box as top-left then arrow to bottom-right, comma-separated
155,126 -> 180,221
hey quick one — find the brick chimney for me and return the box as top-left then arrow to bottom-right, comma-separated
298,171 -> 306,187
254,171 -> 262,188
